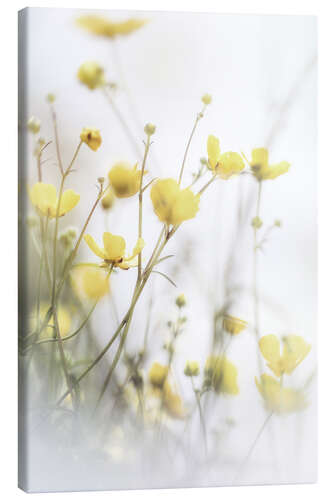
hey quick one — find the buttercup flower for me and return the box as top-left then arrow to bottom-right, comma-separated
108,162 -> 145,198
76,15 -> 148,38
84,231 -> 144,269
223,314 -> 248,335
205,356 -> 239,395
71,265 -> 110,300
77,61 -> 105,90
31,302 -> 71,340
29,182 -> 80,218
150,178 -> 200,226
184,361 -> 200,377
149,362 -> 169,389
259,334 -> 311,378
250,148 -> 290,181
101,188 -> 115,210
27,116 -> 41,134
80,128 -> 102,151
207,135 -> 245,179
255,374 -> 307,415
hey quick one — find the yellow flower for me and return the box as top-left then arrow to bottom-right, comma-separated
161,382 -> 185,419
184,361 -> 200,377
149,362 -> 169,389
71,265 -> 110,301
76,15 -> 148,38
108,162 -> 145,198
207,135 -> 245,179
223,314 -> 248,335
150,178 -> 200,226
29,182 -> 80,218
80,128 -> 102,151
101,188 -> 115,210
84,231 -> 144,270
77,61 -> 105,90
250,148 -> 290,181
255,374 -> 307,415
259,334 -> 311,378
205,356 -> 239,395
201,93 -> 212,105
31,302 -> 71,340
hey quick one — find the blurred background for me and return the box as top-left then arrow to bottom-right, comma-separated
22,8 -> 316,491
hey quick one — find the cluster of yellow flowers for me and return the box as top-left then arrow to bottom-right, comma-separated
255,334 -> 311,414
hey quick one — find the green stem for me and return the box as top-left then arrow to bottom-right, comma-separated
137,136 -> 151,281
191,376 -> 208,456
178,105 -> 206,186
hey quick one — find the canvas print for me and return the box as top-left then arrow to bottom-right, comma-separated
18,8 -> 317,492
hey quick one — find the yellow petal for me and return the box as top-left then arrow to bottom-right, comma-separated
29,182 -> 57,217
282,335 -> 311,374
84,234 -> 106,259
251,148 -> 269,169
259,334 -> 283,377
82,267 -> 110,299
126,237 -> 145,261
265,161 -> 290,180
207,135 -> 221,170
223,315 -> 247,335
103,232 -> 126,261
217,152 -> 245,179
58,189 -> 80,216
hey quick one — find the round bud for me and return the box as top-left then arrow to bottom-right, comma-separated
144,123 -> 156,136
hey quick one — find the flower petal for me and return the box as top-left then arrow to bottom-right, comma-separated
207,135 -> 221,170
103,232 -> 126,261
84,234 -> 106,259
58,189 -> 80,216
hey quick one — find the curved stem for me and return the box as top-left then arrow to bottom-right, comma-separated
178,105 -> 206,186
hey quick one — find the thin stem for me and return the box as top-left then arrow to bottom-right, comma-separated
197,174 -> 217,196
178,105 -> 206,186
233,412 -> 273,484
253,181 -> 264,373
49,103 -> 64,175
191,376 -> 208,456
137,136 -> 151,280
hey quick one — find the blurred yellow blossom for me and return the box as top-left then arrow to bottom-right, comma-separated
255,374 -> 307,414
76,15 -> 148,38
108,162 -> 145,198
223,314 -> 248,335
175,293 -> 186,308
259,334 -> 311,378
207,135 -> 245,179
184,361 -> 200,377
250,148 -> 290,181
31,302 -> 71,340
80,128 -> 102,151
149,362 -> 169,389
201,94 -> 212,105
101,188 -> 115,210
71,265 -> 110,300
161,382 -> 185,418
77,61 -> 105,90
150,178 -> 200,226
84,231 -> 144,269
29,182 -> 80,218
205,356 -> 239,395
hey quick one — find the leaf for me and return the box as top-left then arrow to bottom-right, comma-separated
152,270 -> 177,288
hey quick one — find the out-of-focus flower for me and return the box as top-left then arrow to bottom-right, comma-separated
250,148 -> 290,181
84,231 -> 144,269
251,216 -> 263,229
31,302 -> 71,340
274,219 -> 282,227
59,226 -> 78,248
108,162 -> 145,198
205,355 -> 239,395
255,374 -> 307,414
259,334 -> 311,378
76,15 -> 148,38
80,127 -> 102,151
207,135 -> 245,179
175,293 -> 186,308
184,361 -> 200,377
150,178 -> 200,226
223,314 -> 247,335
27,116 -> 41,134
71,265 -> 110,300
29,182 -> 80,218
77,61 -> 105,90
149,362 -> 168,389
161,382 -> 185,418
46,93 -> 56,103
101,188 -> 115,210
201,94 -> 212,105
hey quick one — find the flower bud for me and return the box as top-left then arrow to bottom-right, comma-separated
101,189 -> 115,210
274,219 -> 282,227
175,293 -> 186,308
251,216 -> 263,229
27,116 -> 41,134
201,93 -> 212,105
46,93 -> 56,103
144,123 -> 156,136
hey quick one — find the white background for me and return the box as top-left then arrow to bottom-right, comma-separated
1,0 -> 332,499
